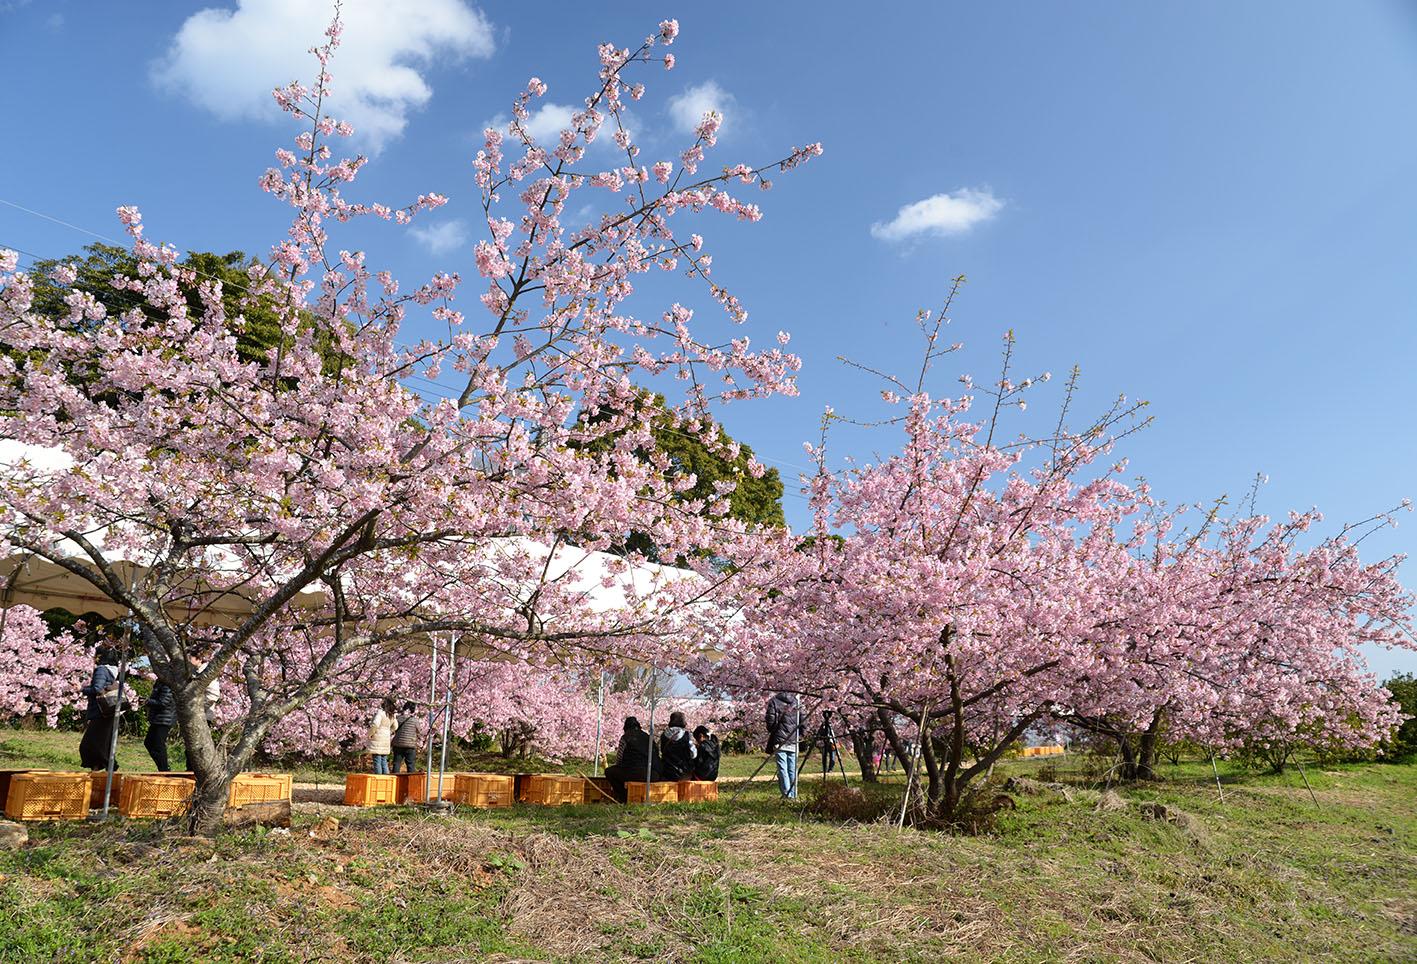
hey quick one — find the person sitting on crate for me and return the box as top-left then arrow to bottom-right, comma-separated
691,725 -> 720,781
604,716 -> 662,803
78,645 -> 123,771
143,674 -> 177,772
367,696 -> 397,775
658,711 -> 697,781
390,700 -> 421,774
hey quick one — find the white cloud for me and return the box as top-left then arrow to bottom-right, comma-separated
667,80 -> 735,136
153,0 -> 495,151
484,102 -> 634,156
870,188 -> 1004,242
409,219 -> 469,255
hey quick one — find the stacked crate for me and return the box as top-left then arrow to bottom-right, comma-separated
228,773 -> 292,809
397,771 -> 461,804
452,773 -> 515,808
522,775 -> 585,806
118,774 -> 193,819
626,781 -> 678,804
676,780 -> 719,803
343,773 -> 398,807
582,776 -> 616,804
4,772 -> 89,822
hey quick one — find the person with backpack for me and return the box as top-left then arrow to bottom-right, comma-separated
765,691 -> 804,800
144,675 -> 178,771
78,646 -> 123,770
390,700 -> 421,773
367,696 -> 397,774
658,710 -> 696,780
691,725 -> 720,781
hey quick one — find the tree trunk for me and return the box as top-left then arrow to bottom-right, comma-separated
173,680 -> 236,836
849,728 -> 878,783
1134,713 -> 1163,781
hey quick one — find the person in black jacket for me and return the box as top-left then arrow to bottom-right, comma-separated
658,711 -> 696,780
765,691 -> 804,799
604,717 -> 661,802
691,725 -> 720,781
390,701 -> 421,773
144,675 -> 178,771
78,646 -> 122,771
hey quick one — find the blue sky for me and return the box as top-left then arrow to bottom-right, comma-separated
2,1 -> 1415,676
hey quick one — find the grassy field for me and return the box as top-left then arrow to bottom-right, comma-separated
1,729 -> 1414,962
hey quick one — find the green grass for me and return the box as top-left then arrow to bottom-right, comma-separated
1,728 -> 1414,962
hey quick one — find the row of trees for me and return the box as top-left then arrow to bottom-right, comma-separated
0,14 -> 1410,834
697,312 -> 1415,821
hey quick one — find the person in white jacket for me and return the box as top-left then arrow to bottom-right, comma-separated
368,696 -> 397,774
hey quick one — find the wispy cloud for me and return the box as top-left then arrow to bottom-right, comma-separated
152,0 -> 495,151
870,188 -> 1004,242
667,80 -> 735,136
410,219 -> 469,255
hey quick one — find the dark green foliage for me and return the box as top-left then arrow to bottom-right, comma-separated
1382,673 -> 1417,761
575,392 -> 785,561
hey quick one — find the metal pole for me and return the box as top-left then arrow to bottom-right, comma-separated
100,644 -> 129,820
644,678 -> 657,805
897,703 -> 930,829
425,638 -> 439,803
436,636 -> 455,802
592,670 -> 606,778
1296,760 -> 1319,808
1209,751 -> 1225,803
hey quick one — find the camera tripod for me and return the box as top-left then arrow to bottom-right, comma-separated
795,708 -> 850,789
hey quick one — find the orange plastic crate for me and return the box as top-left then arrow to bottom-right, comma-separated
229,773 -> 292,809
343,773 -> 398,807
583,776 -> 616,804
452,773 -> 515,808
1,769 -> 47,808
5,772 -> 89,822
88,770 -> 123,809
676,780 -> 718,803
398,771 -> 461,804
627,781 -> 678,804
523,774 -> 585,806
119,774 -> 193,819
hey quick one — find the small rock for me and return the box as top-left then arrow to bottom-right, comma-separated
0,820 -> 28,849
1094,790 -> 1129,813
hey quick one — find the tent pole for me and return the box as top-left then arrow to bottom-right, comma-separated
100,630 -> 131,820
592,670 -> 606,777
425,638 -> 439,803
436,635 -> 455,802
644,674 -> 658,805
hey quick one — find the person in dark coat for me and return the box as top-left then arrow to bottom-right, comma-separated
691,725 -> 720,781
390,701 -> 421,773
765,691 -> 804,799
143,675 -> 178,771
658,711 -> 696,781
78,646 -> 122,771
604,717 -> 662,802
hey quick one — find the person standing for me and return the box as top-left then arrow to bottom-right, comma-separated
78,646 -> 122,770
658,711 -> 696,781
144,676 -> 177,771
691,725 -> 720,782
765,691 -> 804,800
390,700 -> 421,774
367,697 -> 397,774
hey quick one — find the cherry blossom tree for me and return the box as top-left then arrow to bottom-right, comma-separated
0,605 -> 87,727
704,300 -> 1413,821
0,15 -> 818,833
